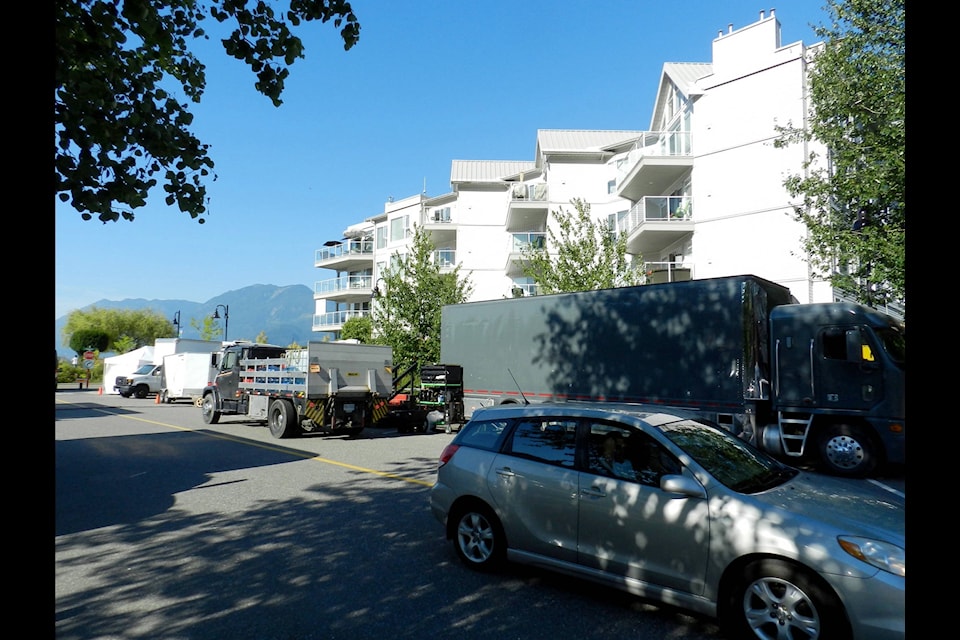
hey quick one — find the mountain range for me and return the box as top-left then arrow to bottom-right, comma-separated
55,284 -> 316,357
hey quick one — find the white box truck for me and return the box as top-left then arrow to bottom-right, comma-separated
160,352 -> 219,405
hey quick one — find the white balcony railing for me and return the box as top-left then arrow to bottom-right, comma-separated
510,232 -> 546,252
615,130 -> 693,187
314,275 -> 373,296
313,309 -> 371,329
315,239 -> 374,263
624,196 -> 692,234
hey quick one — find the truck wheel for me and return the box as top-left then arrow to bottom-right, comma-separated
268,400 -> 299,439
201,393 -> 221,425
818,424 -> 878,478
134,385 -> 149,399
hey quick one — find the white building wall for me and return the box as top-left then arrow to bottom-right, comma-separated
686,14 -> 826,303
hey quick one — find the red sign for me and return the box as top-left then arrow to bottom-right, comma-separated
83,351 -> 95,360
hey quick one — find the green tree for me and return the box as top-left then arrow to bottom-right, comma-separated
372,225 -> 473,371
520,198 -> 643,294
191,315 -> 222,341
341,315 -> 372,343
775,0 -> 904,310
55,0 -> 361,224
63,307 -> 175,353
69,328 -> 111,355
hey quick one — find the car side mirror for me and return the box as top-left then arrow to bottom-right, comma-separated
660,474 -> 707,499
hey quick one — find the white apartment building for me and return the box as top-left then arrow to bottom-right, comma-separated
313,9 -> 832,337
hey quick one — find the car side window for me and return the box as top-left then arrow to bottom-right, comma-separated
456,419 -> 511,452
587,421 -> 681,487
506,418 -> 578,468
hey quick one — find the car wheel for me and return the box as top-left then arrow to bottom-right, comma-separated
818,423 -> 878,478
720,558 -> 851,640
452,503 -> 505,572
201,393 -> 221,425
134,385 -> 149,399
268,399 -> 299,438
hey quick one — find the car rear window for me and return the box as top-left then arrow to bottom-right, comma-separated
455,419 -> 511,451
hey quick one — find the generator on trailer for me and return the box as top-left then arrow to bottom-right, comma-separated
200,341 -> 393,438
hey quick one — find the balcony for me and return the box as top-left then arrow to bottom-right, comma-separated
641,261 -> 694,284
504,232 -> 546,276
623,196 -> 694,256
314,275 -> 373,303
506,183 -> 549,232
313,309 -> 371,333
315,239 -> 374,271
434,249 -> 456,272
615,130 -> 693,202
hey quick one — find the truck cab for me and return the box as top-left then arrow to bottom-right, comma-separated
205,342 -> 286,415
115,363 -> 163,398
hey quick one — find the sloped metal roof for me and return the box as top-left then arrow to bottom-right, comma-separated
651,62 -> 713,129
450,160 -> 536,183
536,129 -> 645,154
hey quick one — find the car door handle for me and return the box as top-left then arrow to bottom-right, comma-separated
495,467 -> 516,478
581,486 -> 607,498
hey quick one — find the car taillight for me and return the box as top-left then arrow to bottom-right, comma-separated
438,444 -> 459,468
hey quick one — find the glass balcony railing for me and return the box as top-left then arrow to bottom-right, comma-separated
314,275 -> 373,295
434,249 -> 456,268
509,183 -> 549,202
625,196 -> 692,234
510,232 -> 546,252
313,309 -> 372,330
315,239 -> 374,263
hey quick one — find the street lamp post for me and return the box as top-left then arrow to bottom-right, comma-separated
212,304 -> 229,341
172,310 -> 181,338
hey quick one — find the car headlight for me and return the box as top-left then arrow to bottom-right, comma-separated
838,536 -> 905,577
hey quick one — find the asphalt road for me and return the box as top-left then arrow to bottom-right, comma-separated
54,388 -> 904,640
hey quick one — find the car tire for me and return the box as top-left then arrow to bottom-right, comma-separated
720,558 -> 851,640
201,393 -> 221,425
452,503 -> 506,572
134,385 -> 149,399
818,423 -> 878,478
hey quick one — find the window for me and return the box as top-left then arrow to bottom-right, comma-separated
607,179 -> 617,194
457,419 -> 510,451
507,418 -> 578,467
587,421 -> 681,487
390,216 -> 408,242
376,225 -> 387,249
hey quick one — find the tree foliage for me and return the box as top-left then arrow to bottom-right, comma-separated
341,315 -> 372,343
190,314 -> 222,341
520,198 -> 643,294
69,329 -> 111,354
775,0 -> 904,310
372,226 -> 473,371
55,0 -> 361,224
63,307 -> 175,353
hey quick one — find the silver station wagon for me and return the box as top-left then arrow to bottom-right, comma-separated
429,403 -> 904,640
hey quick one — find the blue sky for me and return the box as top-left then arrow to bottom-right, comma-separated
54,1 -> 829,319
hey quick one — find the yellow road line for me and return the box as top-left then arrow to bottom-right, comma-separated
55,399 -> 433,487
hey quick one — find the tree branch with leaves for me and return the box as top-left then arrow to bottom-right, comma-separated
55,0 -> 361,224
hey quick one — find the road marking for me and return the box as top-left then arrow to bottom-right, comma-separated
867,478 -> 905,498
55,399 -> 434,487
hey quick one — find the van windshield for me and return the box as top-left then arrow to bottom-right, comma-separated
132,364 -> 156,375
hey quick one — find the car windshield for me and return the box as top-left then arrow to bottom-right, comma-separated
660,420 -> 797,493
132,364 -> 155,374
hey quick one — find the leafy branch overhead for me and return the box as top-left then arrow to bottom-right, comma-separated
55,0 -> 361,224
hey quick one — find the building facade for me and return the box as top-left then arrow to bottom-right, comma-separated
313,10 -> 833,337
